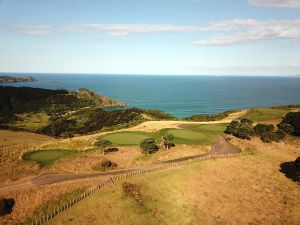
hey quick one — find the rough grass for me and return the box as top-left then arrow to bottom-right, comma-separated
47,150 -> 300,225
22,149 -> 77,167
103,132 -> 150,146
8,113 -> 49,131
241,108 -> 288,122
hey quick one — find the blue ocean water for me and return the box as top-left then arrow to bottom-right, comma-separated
1,73 -> 300,118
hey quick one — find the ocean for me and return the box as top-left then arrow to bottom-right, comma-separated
1,73 -> 300,118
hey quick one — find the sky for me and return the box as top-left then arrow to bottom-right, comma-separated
0,0 -> 300,76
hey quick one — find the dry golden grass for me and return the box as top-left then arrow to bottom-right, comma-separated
0,176 -> 106,224
0,130 -> 53,184
47,147 -> 300,225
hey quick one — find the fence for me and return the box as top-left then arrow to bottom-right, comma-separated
24,151 -> 250,225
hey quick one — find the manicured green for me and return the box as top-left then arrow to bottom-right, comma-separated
23,149 -> 77,166
241,108 -> 288,122
103,132 -> 151,146
103,128 -> 215,146
192,123 -> 227,133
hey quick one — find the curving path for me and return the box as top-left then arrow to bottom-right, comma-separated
0,136 -> 240,194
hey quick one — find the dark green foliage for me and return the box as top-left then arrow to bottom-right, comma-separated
254,124 -> 274,136
295,156 -> 300,168
40,107 -> 143,137
224,120 -> 240,135
0,198 -> 15,216
282,112 -> 300,136
260,131 -> 280,143
276,129 -> 286,140
161,133 -> 175,149
277,122 -> 294,134
144,109 -> 177,120
95,139 -> 112,149
185,110 -> 236,122
240,118 -> 253,126
225,120 -> 255,140
140,138 -> 158,154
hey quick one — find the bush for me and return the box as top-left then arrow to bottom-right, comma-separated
277,122 -> 294,134
0,198 -> 15,216
295,156 -> 300,168
92,159 -> 117,171
224,120 -> 240,135
94,138 -> 112,155
140,138 -> 158,154
254,124 -> 274,136
161,133 -> 175,150
282,112 -> 300,136
225,120 -> 254,139
240,118 -> 253,126
260,131 -> 282,143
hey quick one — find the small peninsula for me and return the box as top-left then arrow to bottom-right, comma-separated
0,75 -> 37,83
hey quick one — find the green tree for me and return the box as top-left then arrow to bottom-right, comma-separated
224,120 -> 240,135
94,138 -> 112,155
161,133 -> 175,150
140,138 -> 158,154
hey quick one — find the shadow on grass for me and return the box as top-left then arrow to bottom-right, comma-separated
279,161 -> 300,183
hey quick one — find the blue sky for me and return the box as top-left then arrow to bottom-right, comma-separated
0,0 -> 300,75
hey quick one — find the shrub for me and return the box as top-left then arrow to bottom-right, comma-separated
240,118 -> 253,126
224,120 -> 240,135
282,112 -> 300,136
161,133 -> 175,150
94,138 -> 112,155
0,198 -> 15,216
140,138 -> 158,154
254,123 -> 274,137
277,122 -> 294,134
225,120 -> 254,139
295,156 -> 300,168
260,131 -> 282,143
92,159 -> 117,171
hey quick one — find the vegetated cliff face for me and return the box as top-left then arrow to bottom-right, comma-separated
0,76 -> 37,83
76,88 -> 126,107
0,86 -> 126,117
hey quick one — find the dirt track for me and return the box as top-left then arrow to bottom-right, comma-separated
0,136 -> 240,194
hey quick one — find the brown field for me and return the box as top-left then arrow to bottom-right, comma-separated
0,130 -> 53,184
47,147 -> 300,225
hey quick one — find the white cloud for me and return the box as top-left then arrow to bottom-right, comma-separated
3,19 -> 300,46
193,19 -> 300,45
8,24 -> 56,36
249,0 -> 300,8
64,23 -> 205,37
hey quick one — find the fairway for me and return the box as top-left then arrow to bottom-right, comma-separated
103,132 -> 151,146
23,149 -> 76,166
103,129 -> 215,146
241,108 -> 288,122
192,123 -> 227,133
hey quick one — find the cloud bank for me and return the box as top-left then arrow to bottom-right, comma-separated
249,0 -> 300,8
4,19 -> 300,45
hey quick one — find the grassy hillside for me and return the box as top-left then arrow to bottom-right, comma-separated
47,150 -> 300,225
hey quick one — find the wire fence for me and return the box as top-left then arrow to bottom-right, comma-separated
22,151 -> 250,225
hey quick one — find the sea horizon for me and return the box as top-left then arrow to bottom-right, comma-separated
1,73 -> 300,118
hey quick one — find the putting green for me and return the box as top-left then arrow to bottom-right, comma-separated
167,129 -> 210,144
23,149 -> 76,166
103,132 -> 151,146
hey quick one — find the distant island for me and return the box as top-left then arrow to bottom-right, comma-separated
0,75 -> 37,83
